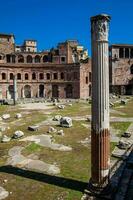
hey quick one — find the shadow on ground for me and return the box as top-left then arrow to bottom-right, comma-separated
0,165 -> 88,192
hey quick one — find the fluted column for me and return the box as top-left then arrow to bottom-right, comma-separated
91,14 -> 111,186
13,75 -> 18,104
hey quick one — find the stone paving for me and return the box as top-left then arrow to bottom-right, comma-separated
7,146 -> 60,175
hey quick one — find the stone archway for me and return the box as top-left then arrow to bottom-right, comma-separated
66,84 -> 73,98
52,85 -> 59,98
24,85 -> 31,98
39,84 -> 44,97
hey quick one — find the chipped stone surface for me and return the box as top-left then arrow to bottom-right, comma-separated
2,114 -> 10,120
20,135 -> 72,151
1,135 -> 11,143
15,113 -> 22,119
0,187 -> 9,200
13,130 -> 24,139
28,125 -> 39,131
7,146 -> 60,175
60,117 -> 72,128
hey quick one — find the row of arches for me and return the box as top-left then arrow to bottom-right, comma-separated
8,84 -> 73,99
6,54 -> 49,63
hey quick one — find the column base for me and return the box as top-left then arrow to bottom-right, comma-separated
81,179 -> 114,200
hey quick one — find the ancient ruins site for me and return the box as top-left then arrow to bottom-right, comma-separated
0,96 -> 133,199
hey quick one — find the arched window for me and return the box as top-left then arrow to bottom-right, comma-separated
61,72 -> 64,79
119,48 -> 124,58
39,73 -> 44,80
27,55 -> 32,63
10,73 -> 14,80
125,48 -> 129,58
131,65 -> 133,74
25,73 -> 29,80
18,55 -> 24,63
43,55 -> 48,63
32,72 -> 36,80
17,73 -> 21,80
34,55 -> 40,63
2,73 -> 6,80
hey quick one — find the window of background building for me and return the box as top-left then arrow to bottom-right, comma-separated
25,73 -> 29,80
74,72 -> 78,80
17,73 -> 21,80
130,49 -> 133,58
61,72 -> 64,79
46,73 -> 50,80
54,73 -> 58,79
61,56 -> 66,62
119,48 -> 124,58
131,65 -> 133,74
2,73 -> 6,80
32,72 -> 36,80
86,77 -> 88,84
39,73 -> 44,80
125,48 -> 129,58
89,72 -> 92,82
10,73 -> 14,80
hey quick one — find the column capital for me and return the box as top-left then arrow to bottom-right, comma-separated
91,14 -> 111,41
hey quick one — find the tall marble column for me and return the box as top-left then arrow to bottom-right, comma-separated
13,75 -> 18,105
90,14 -> 111,186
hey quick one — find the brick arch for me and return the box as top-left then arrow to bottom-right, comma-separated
24,85 -> 31,98
27,55 -> 33,63
34,55 -> 41,63
18,54 -> 24,63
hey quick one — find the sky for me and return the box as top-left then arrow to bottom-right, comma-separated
0,0 -> 133,54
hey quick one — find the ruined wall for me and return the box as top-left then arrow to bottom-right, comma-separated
79,60 -> 92,99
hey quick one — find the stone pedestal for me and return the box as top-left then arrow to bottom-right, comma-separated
90,14 -> 111,187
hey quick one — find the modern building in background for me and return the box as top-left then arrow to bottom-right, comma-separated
0,33 -> 91,99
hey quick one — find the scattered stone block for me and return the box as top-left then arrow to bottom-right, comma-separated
58,105 -> 65,109
60,117 -> 72,128
0,187 -> 9,199
1,135 -> 11,143
2,114 -> 10,120
121,99 -> 127,105
68,103 -> 72,106
13,130 -> 24,139
53,115 -> 62,121
117,140 -> 131,149
28,125 -> 39,131
110,102 -> 114,107
15,113 -> 22,119
121,132 -> 131,138
48,126 -> 57,133
0,127 -> 6,132
57,130 -> 64,136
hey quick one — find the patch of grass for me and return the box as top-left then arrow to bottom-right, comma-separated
114,98 -> 133,117
24,143 -> 42,153
110,142 -> 117,152
111,122 -> 131,137
52,102 -> 91,117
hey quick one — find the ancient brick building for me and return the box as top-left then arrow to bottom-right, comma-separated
109,44 -> 133,95
0,33 -> 91,99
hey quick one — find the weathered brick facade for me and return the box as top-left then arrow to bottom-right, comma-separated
0,34 -> 91,99
109,44 -> 133,95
